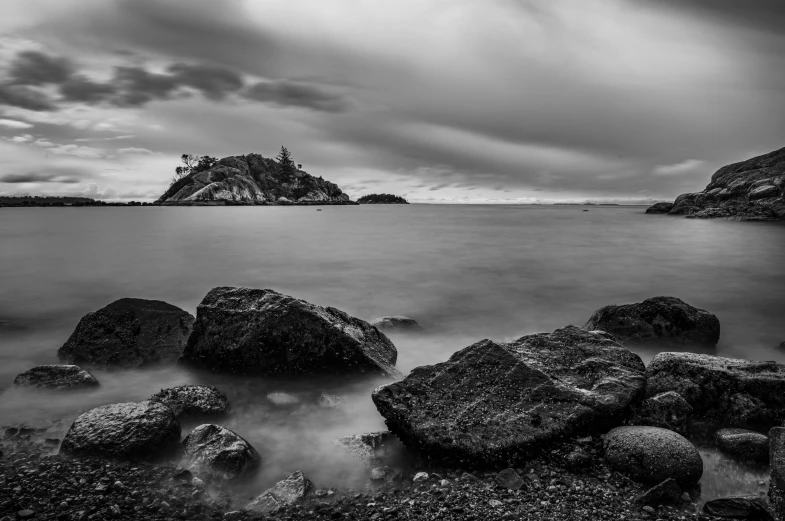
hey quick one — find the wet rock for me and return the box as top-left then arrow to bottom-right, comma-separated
715,428 -> 769,462
604,426 -> 703,486
372,326 -> 645,466
645,202 -> 675,214
13,365 -> 99,390
635,478 -> 682,506
150,385 -> 231,420
646,352 -> 785,430
16,511 -> 35,520
583,296 -> 720,346
334,431 -> 396,466
180,424 -> 261,480
563,449 -> 592,469
370,466 -> 395,481
179,287 -> 400,377
412,472 -> 429,483
629,391 -> 692,435
246,470 -> 314,513
703,496 -> 775,520
370,316 -> 423,333
495,468 -> 524,491
58,298 -> 195,368
60,401 -> 181,460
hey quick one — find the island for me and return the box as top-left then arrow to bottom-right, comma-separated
356,194 -> 409,204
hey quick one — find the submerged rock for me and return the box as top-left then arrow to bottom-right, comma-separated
629,391 -> 692,435
246,470 -> 314,513
318,393 -> 346,408
370,316 -> 423,333
58,298 -> 195,369
60,402 -> 180,461
334,431 -> 396,466
703,496 -> 775,520
645,202 -> 675,214
646,352 -> 785,431
715,428 -> 769,462
372,326 -> 646,466
180,287 -> 400,377
604,426 -> 703,486
583,296 -> 720,346
149,385 -> 231,420
180,424 -> 261,480
13,365 -> 99,390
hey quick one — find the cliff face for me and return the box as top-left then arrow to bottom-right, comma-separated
647,147 -> 785,220
156,154 -> 353,205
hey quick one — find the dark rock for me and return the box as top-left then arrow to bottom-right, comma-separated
13,365 -> 99,390
150,385 -> 231,420
60,401 -> 181,461
583,296 -> 720,346
370,466 -> 395,481
634,478 -> 682,506
180,424 -> 260,480
58,298 -> 195,369
334,431 -> 396,466
629,391 -> 692,435
179,287 -> 400,377
604,426 -> 703,486
563,449 -> 592,469
769,427 -> 785,519
703,496 -> 775,520
645,202 -> 675,214
372,326 -> 645,466
646,352 -> 785,431
370,316 -> 423,333
16,511 -> 35,520
246,470 -> 314,513
495,469 -> 524,491
715,428 -> 769,462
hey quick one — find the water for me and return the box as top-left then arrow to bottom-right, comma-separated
1,205 -> 783,500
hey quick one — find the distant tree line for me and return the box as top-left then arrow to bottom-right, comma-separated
357,193 -> 409,204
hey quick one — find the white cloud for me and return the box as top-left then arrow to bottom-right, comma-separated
0,118 -> 33,129
83,183 -> 117,199
7,134 -> 33,142
47,143 -> 105,159
652,159 -> 707,176
117,147 -> 153,155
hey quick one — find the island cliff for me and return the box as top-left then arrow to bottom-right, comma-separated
156,153 -> 354,205
646,146 -> 785,220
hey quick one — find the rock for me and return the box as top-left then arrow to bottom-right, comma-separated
769,427 -> 785,519
645,202 -> 675,214
563,449 -> 592,469
646,352 -> 785,430
370,466 -> 394,481
412,472 -> 429,483
58,298 -> 195,368
634,478 -> 682,506
583,296 -> 720,346
179,287 -> 400,377
495,468 -> 524,491
334,431 -> 396,466
149,385 -> 231,420
246,470 -> 314,513
369,316 -> 423,333
60,401 -> 181,461
16,511 -> 35,520
13,365 -> 99,390
715,428 -> 769,462
267,392 -> 299,406
372,326 -> 646,466
318,393 -> 345,408
629,391 -> 692,435
180,424 -> 260,480
703,496 -> 775,520
604,426 -> 703,486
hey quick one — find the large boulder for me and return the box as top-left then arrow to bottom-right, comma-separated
604,426 -> 703,486
583,296 -> 720,346
246,470 -> 314,513
646,352 -> 785,431
60,402 -> 180,461
13,365 -> 99,390
628,391 -> 692,435
370,316 -> 423,333
179,287 -> 400,377
715,428 -> 769,462
150,385 -> 231,420
58,298 -> 195,368
180,424 -> 261,480
372,325 -> 646,466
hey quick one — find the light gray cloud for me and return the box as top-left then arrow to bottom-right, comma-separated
0,118 -> 33,128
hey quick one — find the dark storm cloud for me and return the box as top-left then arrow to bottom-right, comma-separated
244,81 -> 348,112
0,84 -> 56,111
59,75 -> 117,103
166,63 -> 244,101
8,51 -> 73,85
657,0 -> 785,34
0,172 -> 80,184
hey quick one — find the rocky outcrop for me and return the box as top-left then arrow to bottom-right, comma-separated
604,426 -> 703,486
156,154 -> 353,205
370,316 -> 423,333
628,391 -> 692,435
58,298 -> 195,369
644,202 -> 674,214
180,424 -> 261,480
246,471 -> 314,513
150,385 -> 231,420
646,352 -> 785,431
13,365 -> 99,390
646,146 -> 785,220
60,402 -> 181,461
180,287 -> 400,377
703,497 -> 775,520
715,428 -> 769,462
372,326 -> 646,466
583,296 -> 720,346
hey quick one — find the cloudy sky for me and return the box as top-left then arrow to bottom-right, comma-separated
0,0 -> 783,203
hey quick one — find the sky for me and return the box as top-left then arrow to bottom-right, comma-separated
0,0 -> 783,204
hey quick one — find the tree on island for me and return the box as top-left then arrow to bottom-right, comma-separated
357,193 -> 409,204
171,154 -> 217,185
276,146 -> 298,178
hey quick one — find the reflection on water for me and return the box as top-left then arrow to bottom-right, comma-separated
1,205 -> 784,499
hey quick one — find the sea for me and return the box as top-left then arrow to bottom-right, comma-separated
1,204 -> 784,502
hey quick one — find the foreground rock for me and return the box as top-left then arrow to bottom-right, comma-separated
370,316 -> 423,332
645,202 -> 675,214
180,287 -> 400,377
715,428 -> 769,462
58,298 -> 195,368
334,431 -> 397,466
60,402 -> 181,461
583,296 -> 720,346
646,352 -> 785,430
646,146 -> 785,220
770,427 -> 785,519
703,496 -> 775,520
372,325 -> 645,466
629,391 -> 692,435
13,365 -> 99,390
180,424 -> 260,480
246,470 -> 314,513
150,385 -> 231,420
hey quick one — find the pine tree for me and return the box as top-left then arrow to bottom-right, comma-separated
276,146 -> 297,178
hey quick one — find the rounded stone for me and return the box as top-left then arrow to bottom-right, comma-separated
150,385 -> 230,420
715,428 -> 769,462
180,424 -> 261,480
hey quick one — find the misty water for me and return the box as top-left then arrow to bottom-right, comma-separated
1,205 -> 784,503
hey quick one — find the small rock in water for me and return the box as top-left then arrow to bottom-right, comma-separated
180,424 -> 261,480
334,431 -> 394,466
715,428 -> 769,462
150,385 -> 231,420
369,316 -> 423,333
13,365 -> 99,390
494,468 -> 524,490
412,472 -> 429,483
267,392 -> 300,405
318,393 -> 345,408
703,496 -> 775,520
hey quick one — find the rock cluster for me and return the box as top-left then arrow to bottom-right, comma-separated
13,365 -> 99,390
150,385 -> 231,420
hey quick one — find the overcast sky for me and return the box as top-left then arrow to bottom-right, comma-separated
0,0 -> 783,203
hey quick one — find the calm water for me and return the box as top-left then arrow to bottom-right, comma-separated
0,205 -> 783,500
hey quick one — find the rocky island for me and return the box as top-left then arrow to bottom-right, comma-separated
356,194 -> 409,204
